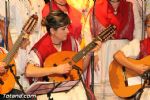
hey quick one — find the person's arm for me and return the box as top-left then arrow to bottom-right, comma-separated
0,19 -> 13,50
114,39 -> 150,74
25,51 -> 72,77
26,63 -> 72,77
114,51 -> 138,72
82,41 -> 102,71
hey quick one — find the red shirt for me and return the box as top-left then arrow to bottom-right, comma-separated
32,33 -> 77,66
139,38 -> 150,59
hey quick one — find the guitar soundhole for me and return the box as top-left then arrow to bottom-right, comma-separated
63,75 -> 68,79
0,78 -> 4,85
53,63 -> 57,67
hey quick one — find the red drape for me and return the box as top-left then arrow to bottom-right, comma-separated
93,0 -> 134,40
139,37 -> 150,59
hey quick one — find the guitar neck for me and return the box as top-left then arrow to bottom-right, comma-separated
72,40 -> 97,63
72,25 -> 116,63
3,32 -> 25,65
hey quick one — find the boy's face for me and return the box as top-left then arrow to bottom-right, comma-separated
146,21 -> 150,37
51,25 -> 69,41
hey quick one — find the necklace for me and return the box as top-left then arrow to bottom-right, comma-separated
53,43 -> 62,51
52,42 -> 62,45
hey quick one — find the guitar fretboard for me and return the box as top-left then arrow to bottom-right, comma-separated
3,32 -> 25,65
72,25 -> 116,63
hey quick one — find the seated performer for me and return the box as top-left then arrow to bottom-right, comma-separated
114,13 -> 150,100
25,10 -> 101,100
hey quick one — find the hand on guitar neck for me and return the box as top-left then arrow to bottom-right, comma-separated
89,41 -> 102,53
20,38 -> 30,50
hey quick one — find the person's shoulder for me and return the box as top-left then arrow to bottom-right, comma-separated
130,38 -> 140,43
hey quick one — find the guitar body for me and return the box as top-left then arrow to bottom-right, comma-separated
44,51 -> 83,82
109,56 -> 150,98
0,53 -> 16,94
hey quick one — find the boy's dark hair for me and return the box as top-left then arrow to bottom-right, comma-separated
45,10 -> 70,34
109,0 -> 120,2
145,14 -> 150,26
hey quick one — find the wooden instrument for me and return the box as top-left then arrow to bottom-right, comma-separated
44,25 -> 116,82
109,56 -> 150,98
0,15 -> 38,94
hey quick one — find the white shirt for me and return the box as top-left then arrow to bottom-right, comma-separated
120,39 -> 140,58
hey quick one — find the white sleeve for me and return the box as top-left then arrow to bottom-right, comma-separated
120,39 -> 140,58
15,48 -> 28,75
27,50 -> 41,66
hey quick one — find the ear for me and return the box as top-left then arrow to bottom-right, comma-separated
50,28 -> 55,35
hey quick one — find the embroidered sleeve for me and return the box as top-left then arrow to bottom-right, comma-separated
27,50 -> 41,67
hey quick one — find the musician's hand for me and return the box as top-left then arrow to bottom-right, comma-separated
134,64 -> 150,74
20,38 -> 30,49
92,41 -> 102,52
0,62 -> 7,75
54,63 -> 72,74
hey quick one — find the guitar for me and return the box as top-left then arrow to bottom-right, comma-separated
44,25 -> 116,82
109,56 -> 150,98
0,15 -> 38,94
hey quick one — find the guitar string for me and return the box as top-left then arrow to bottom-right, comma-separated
4,17 -> 36,64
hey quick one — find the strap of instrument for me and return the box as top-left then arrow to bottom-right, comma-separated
135,70 -> 150,100
73,65 -> 94,100
9,64 -> 25,94
85,63 -> 96,100
90,53 -> 94,92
